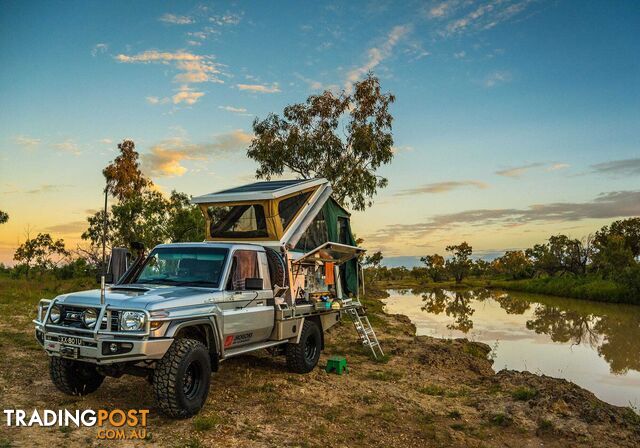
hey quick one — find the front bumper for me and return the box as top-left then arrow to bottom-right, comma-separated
34,299 -> 173,365
35,326 -> 173,364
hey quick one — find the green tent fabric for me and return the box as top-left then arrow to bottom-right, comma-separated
322,198 -> 359,296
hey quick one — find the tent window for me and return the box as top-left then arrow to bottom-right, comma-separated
294,209 -> 329,252
278,191 -> 312,230
226,250 -> 260,290
337,217 -> 350,244
209,204 -> 268,238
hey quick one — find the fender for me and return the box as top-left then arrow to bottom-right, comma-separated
165,317 -> 222,357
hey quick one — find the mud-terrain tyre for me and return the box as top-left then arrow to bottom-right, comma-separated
265,247 -> 288,287
286,320 -> 321,373
152,338 -> 211,418
49,357 -> 105,395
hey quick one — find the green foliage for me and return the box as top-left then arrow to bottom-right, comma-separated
592,234 -> 635,278
594,218 -> 640,258
13,233 -> 69,278
489,412 -> 512,427
525,234 -> 590,276
491,276 -> 630,303
82,140 -> 205,253
247,73 -> 395,211
494,250 -> 533,279
0,210 -> 8,225
193,413 -> 223,431
363,251 -> 383,268
445,242 -> 472,283
417,384 -> 446,396
420,254 -> 447,282
511,387 -> 538,401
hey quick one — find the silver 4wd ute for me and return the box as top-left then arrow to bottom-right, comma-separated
34,179 -> 381,418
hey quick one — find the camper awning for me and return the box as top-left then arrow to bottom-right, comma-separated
292,242 -> 365,266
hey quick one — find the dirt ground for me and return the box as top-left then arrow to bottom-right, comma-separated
0,279 -> 638,447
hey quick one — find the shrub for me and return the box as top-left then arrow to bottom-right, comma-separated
511,387 -> 538,401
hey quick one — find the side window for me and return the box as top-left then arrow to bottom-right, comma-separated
258,252 -> 271,290
337,217 -> 350,244
226,250 -> 260,291
294,209 -> 329,252
278,192 -> 312,230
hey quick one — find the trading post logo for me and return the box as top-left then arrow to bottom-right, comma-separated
4,409 -> 149,440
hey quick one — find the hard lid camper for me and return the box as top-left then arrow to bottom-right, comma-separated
191,178 -> 360,299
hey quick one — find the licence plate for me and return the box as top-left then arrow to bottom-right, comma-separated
58,336 -> 83,346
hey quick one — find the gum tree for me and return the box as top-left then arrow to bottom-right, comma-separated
247,73 -> 395,211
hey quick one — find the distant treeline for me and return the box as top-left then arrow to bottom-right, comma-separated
363,217 -> 640,304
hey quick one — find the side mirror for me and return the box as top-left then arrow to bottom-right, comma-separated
245,278 -> 264,290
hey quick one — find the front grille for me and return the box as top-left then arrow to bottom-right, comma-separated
49,306 -> 125,334
110,310 -> 120,331
56,306 -> 119,331
60,305 -> 98,329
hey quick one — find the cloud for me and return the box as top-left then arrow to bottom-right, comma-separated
396,180 -> 489,196
142,130 -> 253,177
547,163 -> 570,171
45,220 -> 87,235
146,96 -> 170,105
484,70 -> 511,87
496,162 -> 569,178
370,190 -> 640,242
115,50 -> 224,84
495,162 -> 545,178
345,24 -> 411,88
209,13 -> 242,26
159,13 -> 194,25
434,0 -> 535,37
591,158 -> 640,177
219,105 -> 248,113
236,83 -> 281,94
172,85 -> 205,105
1,184 -> 72,195
427,1 -> 457,18
53,139 -> 81,155
91,43 -> 108,57
294,72 -> 325,91
14,135 -> 40,149
99,138 -> 113,145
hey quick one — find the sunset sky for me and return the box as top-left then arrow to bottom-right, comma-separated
1,0 -> 639,266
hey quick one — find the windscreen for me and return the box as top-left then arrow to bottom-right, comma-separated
132,247 -> 228,288
208,204 -> 268,238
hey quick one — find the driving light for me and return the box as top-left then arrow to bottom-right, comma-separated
49,305 -> 62,324
82,308 -> 98,328
120,311 -> 145,331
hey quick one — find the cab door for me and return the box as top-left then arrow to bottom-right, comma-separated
220,249 -> 274,348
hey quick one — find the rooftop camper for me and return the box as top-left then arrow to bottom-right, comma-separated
34,178 -> 382,418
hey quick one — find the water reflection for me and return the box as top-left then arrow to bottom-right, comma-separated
410,287 -> 640,375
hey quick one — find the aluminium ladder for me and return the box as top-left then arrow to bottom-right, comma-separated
344,302 -> 384,359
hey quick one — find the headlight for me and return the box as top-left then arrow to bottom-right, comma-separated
82,308 -> 98,328
49,305 -> 62,323
120,311 -> 146,331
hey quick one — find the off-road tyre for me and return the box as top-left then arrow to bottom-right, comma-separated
265,247 -> 288,287
152,338 -> 211,418
286,320 -> 321,373
49,357 -> 105,395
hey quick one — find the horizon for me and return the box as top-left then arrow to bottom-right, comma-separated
1,0 -> 639,265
